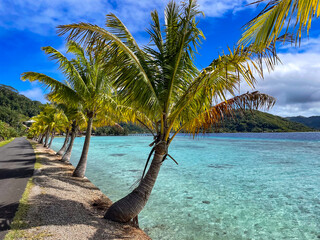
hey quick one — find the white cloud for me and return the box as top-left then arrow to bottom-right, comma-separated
0,0 -> 254,35
240,37 -> 320,117
198,0 -> 254,17
20,87 -> 48,103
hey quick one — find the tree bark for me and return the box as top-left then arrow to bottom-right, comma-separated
72,117 -> 93,178
48,128 -> 55,149
61,123 -> 76,162
104,141 -> 167,222
57,128 -> 70,155
39,133 -> 45,144
43,130 -> 50,147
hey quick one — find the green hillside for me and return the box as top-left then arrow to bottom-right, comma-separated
0,84 -> 43,140
286,116 -> 320,129
96,110 -> 314,135
211,110 -> 314,133
0,84 -> 43,127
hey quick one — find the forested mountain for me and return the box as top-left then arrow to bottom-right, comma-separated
209,110 -> 314,133
0,84 -> 43,127
286,116 -> 320,129
95,111 -> 314,135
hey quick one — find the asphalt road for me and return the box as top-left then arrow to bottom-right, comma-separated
0,137 -> 35,239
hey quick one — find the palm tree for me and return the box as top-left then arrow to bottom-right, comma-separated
58,0 -> 277,223
240,0 -> 320,50
48,109 -> 68,149
59,107 -> 86,162
56,127 -> 70,156
22,41 -> 116,178
29,104 -> 68,148
55,104 -> 80,156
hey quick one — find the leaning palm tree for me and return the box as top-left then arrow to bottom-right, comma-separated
240,0 -> 320,50
29,104 -> 68,148
22,41 -> 115,178
55,103 -> 80,156
58,0 -> 277,223
47,108 -> 69,149
58,107 -> 86,162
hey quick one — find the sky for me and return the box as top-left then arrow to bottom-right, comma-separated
0,0 -> 320,117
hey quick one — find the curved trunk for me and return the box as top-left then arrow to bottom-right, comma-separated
39,133 -> 45,144
104,142 -> 167,222
61,123 -> 76,162
43,131 -> 50,147
57,128 -> 70,155
48,129 -> 55,149
72,117 -> 93,178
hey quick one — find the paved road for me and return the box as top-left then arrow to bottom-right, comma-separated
0,137 -> 35,239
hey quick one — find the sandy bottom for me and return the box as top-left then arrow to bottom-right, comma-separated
23,140 -> 150,240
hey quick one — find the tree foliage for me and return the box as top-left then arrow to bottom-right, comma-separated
240,0 -> 320,50
0,84 -> 42,125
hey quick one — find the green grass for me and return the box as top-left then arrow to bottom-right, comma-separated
4,178 -> 34,240
4,141 -> 44,240
0,138 -> 15,147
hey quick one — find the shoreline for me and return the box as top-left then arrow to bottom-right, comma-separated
6,140 -> 150,240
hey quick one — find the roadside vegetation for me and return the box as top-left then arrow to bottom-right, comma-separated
0,84 -> 42,139
0,137 -> 15,147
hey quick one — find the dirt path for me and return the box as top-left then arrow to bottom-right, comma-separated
11,140 -> 150,240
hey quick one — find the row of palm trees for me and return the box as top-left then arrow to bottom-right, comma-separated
23,0 -> 318,226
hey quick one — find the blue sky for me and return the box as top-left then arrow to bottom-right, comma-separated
0,0 -> 320,117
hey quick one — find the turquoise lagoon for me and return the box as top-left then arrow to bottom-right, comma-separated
51,133 -> 320,240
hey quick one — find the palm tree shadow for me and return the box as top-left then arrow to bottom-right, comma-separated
0,167 -> 34,180
0,202 -> 19,231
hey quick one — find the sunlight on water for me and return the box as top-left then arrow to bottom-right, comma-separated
51,133 -> 320,240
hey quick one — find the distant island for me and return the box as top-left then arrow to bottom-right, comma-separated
0,84 -> 317,140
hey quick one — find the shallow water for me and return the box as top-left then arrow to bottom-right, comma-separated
51,133 -> 320,240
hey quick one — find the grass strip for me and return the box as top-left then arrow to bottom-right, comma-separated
0,138 -> 15,147
29,141 -> 42,170
4,178 -> 34,240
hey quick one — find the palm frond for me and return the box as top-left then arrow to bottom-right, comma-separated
240,0 -> 320,49
42,46 -> 90,94
57,23 -> 160,111
180,91 -> 276,136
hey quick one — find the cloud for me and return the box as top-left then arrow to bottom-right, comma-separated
20,87 -> 48,103
240,37 -> 320,117
0,0 -> 254,35
198,0 -> 254,17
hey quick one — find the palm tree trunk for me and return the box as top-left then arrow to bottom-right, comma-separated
72,117 -> 93,178
48,128 -> 55,149
104,141 -> 167,222
39,133 -> 45,144
61,123 -> 76,162
57,128 -> 70,155
44,130 -> 50,147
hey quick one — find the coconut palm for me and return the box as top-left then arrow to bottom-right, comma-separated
55,103 -> 81,156
58,0 -> 276,223
29,104 -> 68,148
59,107 -> 86,162
22,41 -> 115,177
240,0 -> 320,50
56,127 -> 70,155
